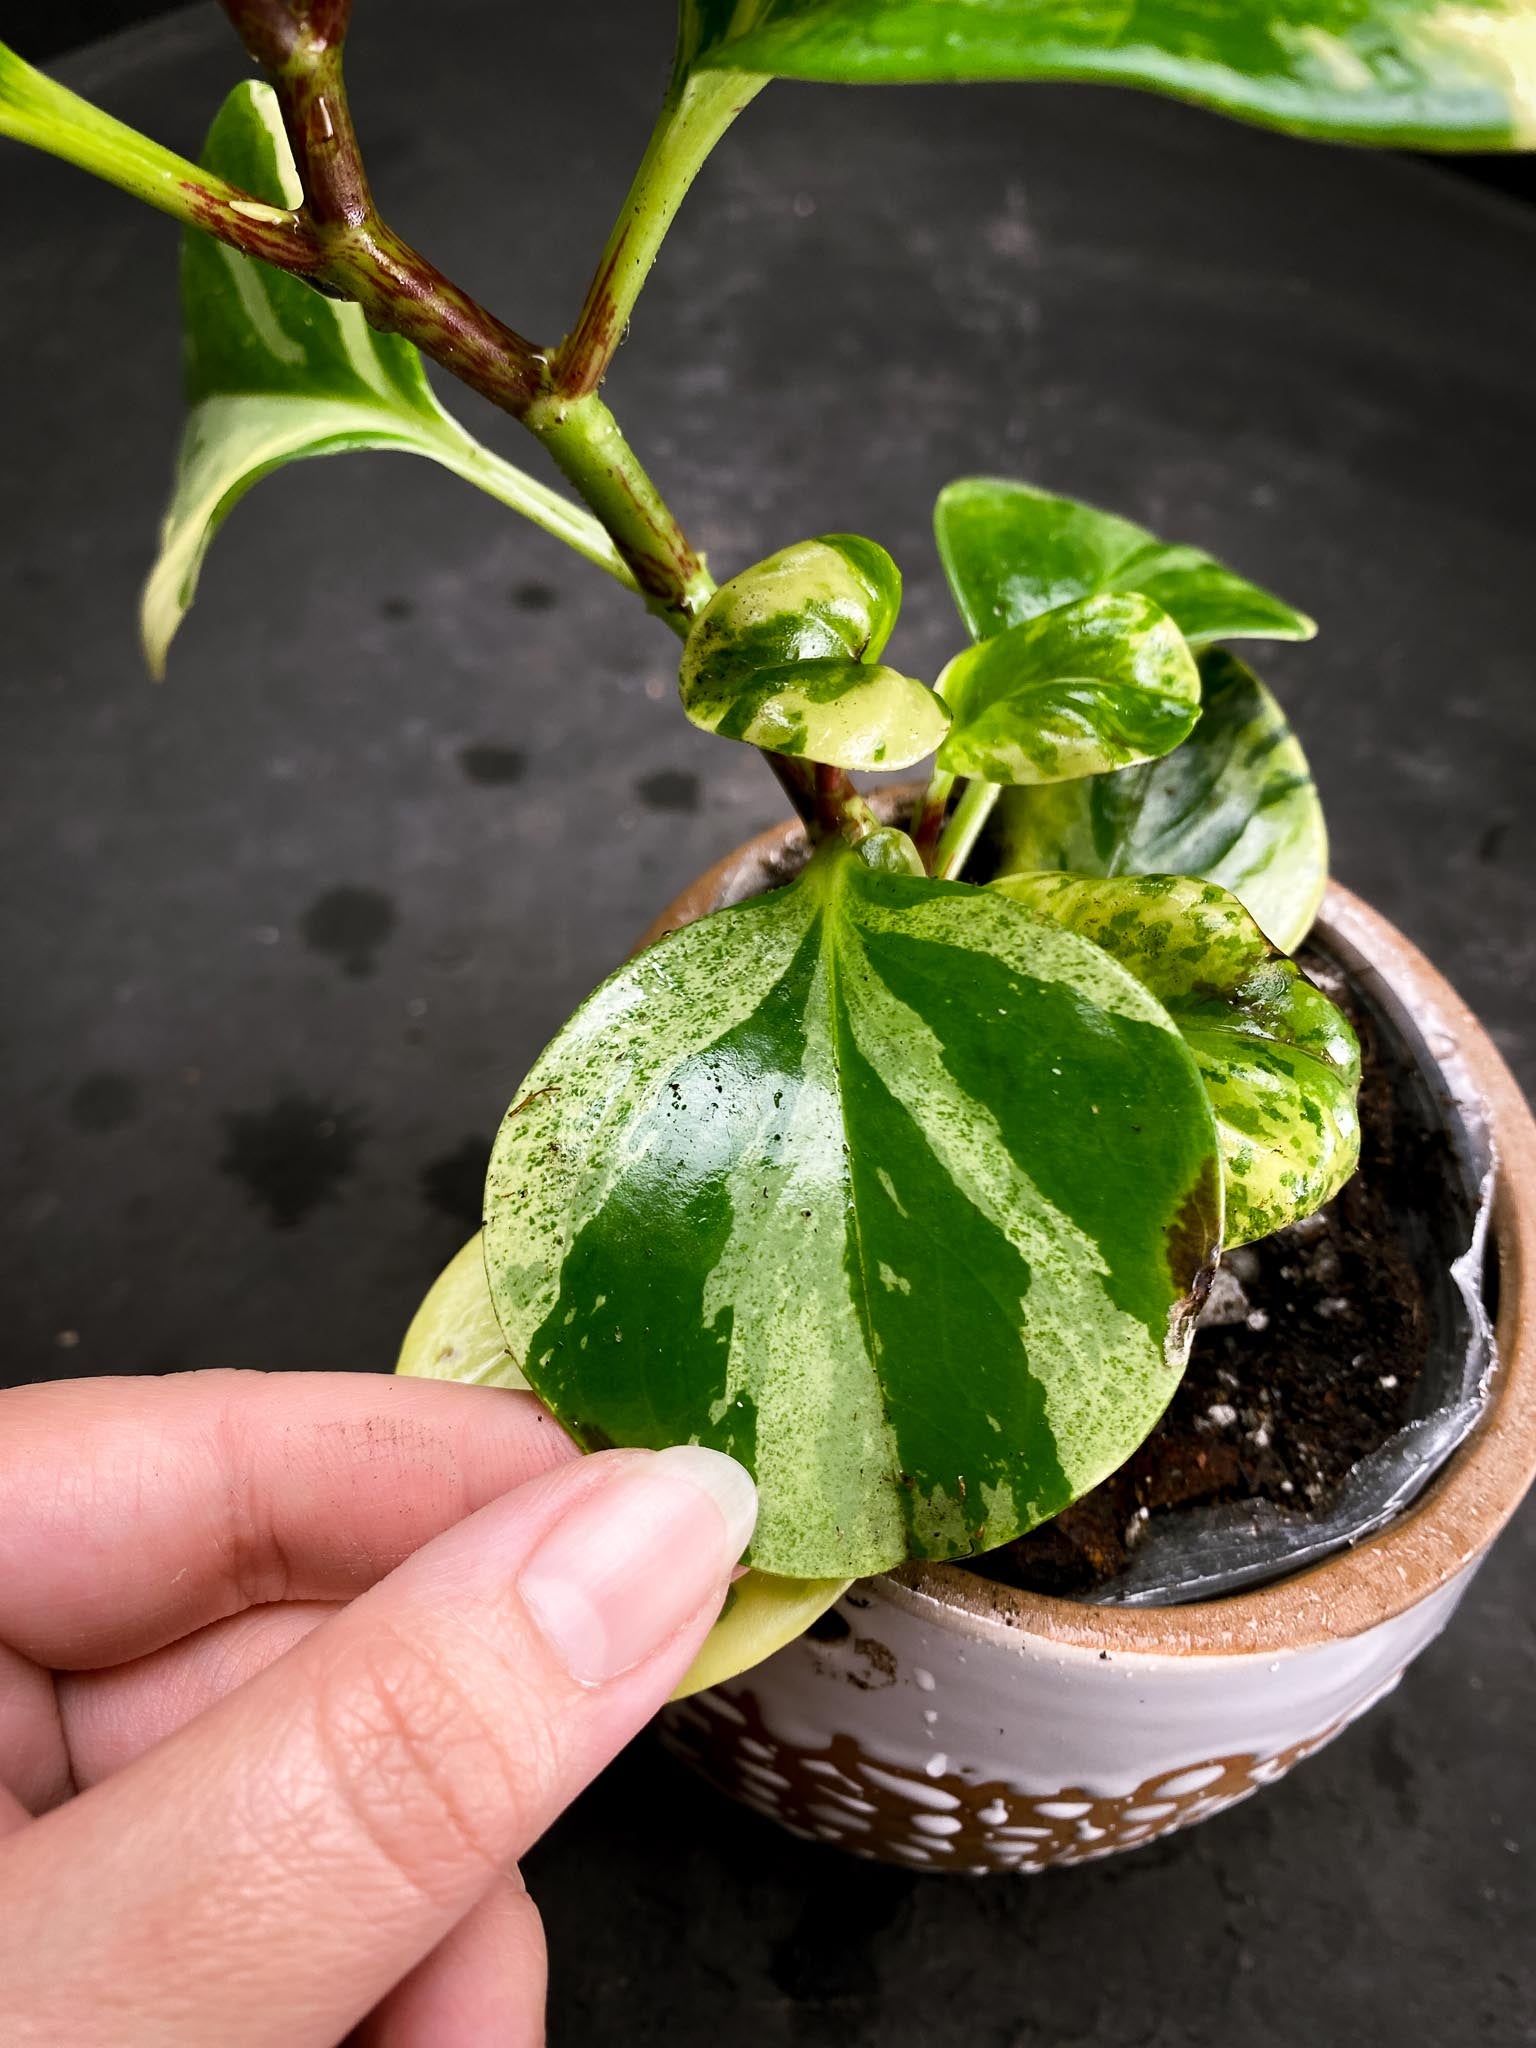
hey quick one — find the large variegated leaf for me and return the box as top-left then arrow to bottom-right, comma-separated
995,871 -> 1360,1244
395,1233 -> 850,1693
679,535 -> 948,768
995,648 -> 1328,953
936,592 -> 1201,784
143,82 -> 623,675
484,843 -> 1222,1578
936,477 -> 1314,649
684,0 -> 1536,149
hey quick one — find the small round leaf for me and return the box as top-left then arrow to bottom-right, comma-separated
936,591 -> 1201,785
680,535 -> 949,769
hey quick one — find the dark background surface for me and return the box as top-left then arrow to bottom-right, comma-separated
2,3 -> 1533,2042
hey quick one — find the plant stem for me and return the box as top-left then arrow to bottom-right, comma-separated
0,39 -> 322,273
221,2 -> 854,839
427,433 -> 640,594
815,765 -> 881,843
4,15 -> 865,843
515,397 -> 844,837
524,392 -> 714,629
912,766 -> 955,870
933,777 -> 1001,881
219,0 -> 547,413
553,68 -> 765,399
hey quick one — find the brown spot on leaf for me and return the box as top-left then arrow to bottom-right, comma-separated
1166,1155 -> 1222,1329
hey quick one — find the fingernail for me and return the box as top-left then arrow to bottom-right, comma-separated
518,1446 -> 757,1685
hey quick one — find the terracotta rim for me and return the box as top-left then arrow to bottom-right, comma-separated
640,813 -> 1536,1658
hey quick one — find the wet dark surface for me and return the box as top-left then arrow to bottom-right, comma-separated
1,4 -> 1533,2042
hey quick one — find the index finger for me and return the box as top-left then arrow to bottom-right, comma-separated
0,1371 -> 575,1668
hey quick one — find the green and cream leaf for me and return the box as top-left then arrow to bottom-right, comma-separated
679,535 -> 947,768
995,648 -> 1328,953
685,0 -> 1536,149
936,591 -> 1201,785
485,843 -> 1222,1579
936,476 -> 1314,648
142,81 -> 629,675
994,871 -> 1360,1244
395,1232 -> 851,1692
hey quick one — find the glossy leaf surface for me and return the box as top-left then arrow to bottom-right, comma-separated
485,844 -> 1222,1578
936,477 -> 1314,649
936,592 -> 1201,785
143,82 -> 622,674
395,1234 -> 850,1694
995,649 -> 1328,953
685,0 -> 1536,148
995,872 -> 1360,1243
679,536 -> 947,768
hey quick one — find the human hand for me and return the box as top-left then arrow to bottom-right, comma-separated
0,1370 -> 756,2045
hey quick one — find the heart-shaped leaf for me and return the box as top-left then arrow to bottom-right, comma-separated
936,591 -> 1201,785
142,81 -> 625,675
994,871 -> 1360,1245
995,648 -> 1328,953
485,843 -> 1222,1578
936,476 -> 1314,649
685,0 -> 1536,149
679,535 -> 948,768
395,1233 -> 850,1693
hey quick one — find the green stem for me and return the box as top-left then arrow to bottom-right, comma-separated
0,39 -> 321,273
933,778 -> 1001,881
520,393 -> 850,835
427,433 -> 640,594
553,68 -> 765,399
2,25 -> 854,840
525,391 -> 715,630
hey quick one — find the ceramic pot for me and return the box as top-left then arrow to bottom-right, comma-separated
646,817 -> 1536,1875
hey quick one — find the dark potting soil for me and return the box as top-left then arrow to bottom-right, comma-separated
967,948 -> 1456,1600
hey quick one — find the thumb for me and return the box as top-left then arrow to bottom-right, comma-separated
0,1443 -> 755,2048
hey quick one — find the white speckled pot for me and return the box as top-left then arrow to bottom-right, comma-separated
647,819 -> 1536,1874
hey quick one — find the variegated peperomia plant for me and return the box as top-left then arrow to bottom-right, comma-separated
4,0 -> 1532,1684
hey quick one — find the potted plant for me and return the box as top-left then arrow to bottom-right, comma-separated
4,0 -> 1534,1875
